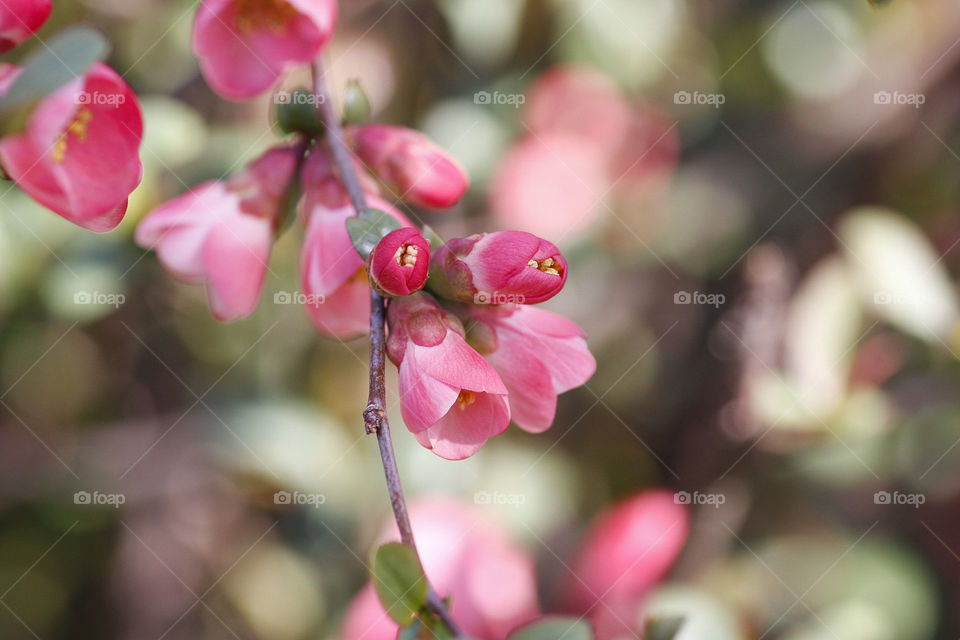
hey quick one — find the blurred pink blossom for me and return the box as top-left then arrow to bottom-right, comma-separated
0,0 -> 51,53
342,498 -> 540,640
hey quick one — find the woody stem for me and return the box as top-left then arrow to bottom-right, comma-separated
311,61 -> 463,638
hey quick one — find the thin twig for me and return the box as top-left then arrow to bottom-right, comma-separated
311,61 -> 464,638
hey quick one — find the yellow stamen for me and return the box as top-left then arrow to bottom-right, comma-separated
394,244 -> 418,268
527,256 -> 563,277
457,390 -> 476,409
51,108 -> 92,164
233,0 -> 298,33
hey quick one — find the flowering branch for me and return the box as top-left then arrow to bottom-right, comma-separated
310,61 -> 464,638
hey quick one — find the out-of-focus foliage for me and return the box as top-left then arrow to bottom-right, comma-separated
1,0 -> 960,639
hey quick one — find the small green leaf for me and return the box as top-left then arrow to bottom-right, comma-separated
508,617 -> 594,640
421,224 -> 445,249
371,543 -> 427,625
346,208 -> 403,259
343,79 -> 371,125
0,27 -> 110,116
274,88 -> 324,136
644,616 -> 685,640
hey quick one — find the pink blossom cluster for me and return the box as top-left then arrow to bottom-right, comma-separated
343,492 -> 688,640
133,0 -> 596,460
0,1 -> 144,231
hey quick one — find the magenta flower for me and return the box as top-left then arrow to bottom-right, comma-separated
300,149 -> 410,338
467,304 -> 595,432
136,145 -> 300,321
349,124 -> 469,209
387,294 -> 510,460
192,0 -> 337,100
0,63 -> 143,231
367,227 -> 430,297
564,491 -> 689,640
431,231 -> 567,305
0,0 -> 51,53
342,498 -> 540,640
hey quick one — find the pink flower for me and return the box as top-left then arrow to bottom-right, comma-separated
342,498 -> 540,640
367,227 -> 430,297
136,145 -> 300,321
431,231 -> 567,305
349,124 -> 469,209
564,491 -> 689,640
0,0 -> 51,53
299,148 -> 410,338
0,63 -> 143,232
466,304 -> 595,432
387,294 -> 510,460
192,0 -> 337,100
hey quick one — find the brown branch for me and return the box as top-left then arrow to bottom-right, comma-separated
311,61 -> 463,638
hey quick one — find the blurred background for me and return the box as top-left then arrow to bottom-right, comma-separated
1,0 -> 960,638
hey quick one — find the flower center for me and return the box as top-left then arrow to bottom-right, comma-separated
456,390 -> 476,409
51,107 -> 92,164
233,0 -> 298,33
527,257 -> 562,276
394,243 -> 419,268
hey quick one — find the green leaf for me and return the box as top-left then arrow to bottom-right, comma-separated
421,224 -> 445,249
0,27 -> 110,116
274,88 -> 324,136
508,617 -> 594,640
343,79 -> 372,125
371,543 -> 427,625
644,616 -> 685,640
346,208 -> 403,259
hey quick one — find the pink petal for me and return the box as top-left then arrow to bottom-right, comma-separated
413,391 -> 510,460
201,211 -> 272,321
304,274 -> 371,339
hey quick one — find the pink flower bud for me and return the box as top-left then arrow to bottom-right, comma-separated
366,228 -> 430,297
0,0 -> 51,53
349,124 -> 469,209
0,63 -> 143,231
564,491 -> 689,640
192,0 -> 337,100
431,231 -> 568,305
